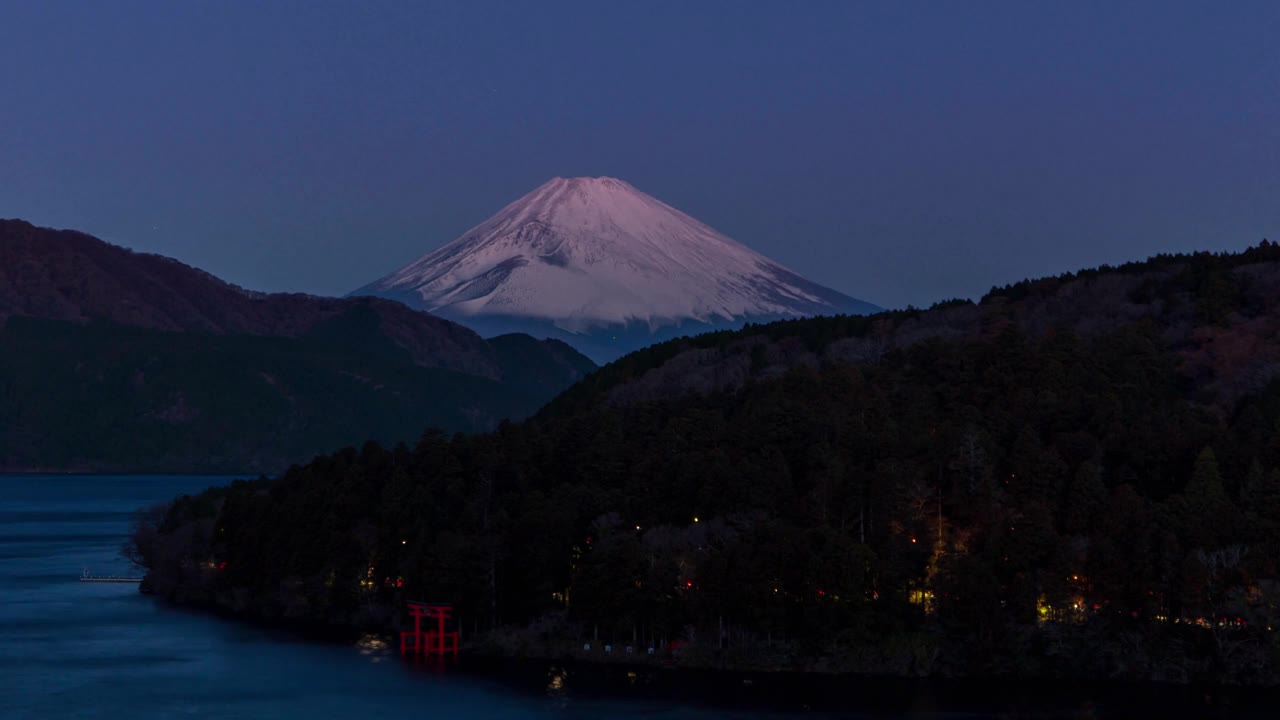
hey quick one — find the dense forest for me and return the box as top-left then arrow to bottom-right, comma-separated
0,316 -> 591,472
135,242 -> 1280,683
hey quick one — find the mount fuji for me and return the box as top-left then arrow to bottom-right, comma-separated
351,177 -> 879,362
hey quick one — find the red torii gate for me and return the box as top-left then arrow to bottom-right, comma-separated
400,601 -> 459,657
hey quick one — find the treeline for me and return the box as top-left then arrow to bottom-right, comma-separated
547,239 -> 1280,417
138,244 -> 1280,683
0,316 -> 591,472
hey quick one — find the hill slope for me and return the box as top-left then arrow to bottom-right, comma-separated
0,218 -> 499,374
141,241 -> 1280,684
0,219 -> 595,472
546,242 -> 1280,415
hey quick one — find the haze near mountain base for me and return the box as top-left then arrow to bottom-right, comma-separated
351,177 -> 879,362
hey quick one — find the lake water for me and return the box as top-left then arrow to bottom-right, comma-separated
1,474 -> 1272,719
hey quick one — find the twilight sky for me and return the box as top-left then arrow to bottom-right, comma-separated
1,0 -> 1277,309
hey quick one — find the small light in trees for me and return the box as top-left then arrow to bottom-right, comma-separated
693,516 -> 699,523
401,539 -> 407,545
910,537 -> 917,543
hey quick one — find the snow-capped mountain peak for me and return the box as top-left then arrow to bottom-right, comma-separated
352,177 -> 877,361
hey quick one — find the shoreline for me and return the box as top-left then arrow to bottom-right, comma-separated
139,595 -> 1280,716
451,655 -> 1278,716
141,586 -> 1280,708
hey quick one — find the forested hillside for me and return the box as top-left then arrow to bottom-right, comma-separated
137,242 -> 1280,683
0,220 -> 595,471
0,316 -> 589,472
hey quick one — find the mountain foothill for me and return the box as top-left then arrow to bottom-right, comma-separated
0,218 -> 594,473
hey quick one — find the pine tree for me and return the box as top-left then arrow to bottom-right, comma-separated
1173,447 -> 1236,549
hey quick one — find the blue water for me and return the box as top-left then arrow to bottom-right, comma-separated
0,475 -> 1271,719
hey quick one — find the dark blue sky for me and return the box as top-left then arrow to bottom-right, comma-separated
2,1 -> 1276,309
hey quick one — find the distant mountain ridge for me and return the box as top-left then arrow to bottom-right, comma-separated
0,218 -> 499,375
0,219 -> 595,472
351,177 -> 878,361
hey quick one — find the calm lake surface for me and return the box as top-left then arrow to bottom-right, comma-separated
1,474 -> 1273,719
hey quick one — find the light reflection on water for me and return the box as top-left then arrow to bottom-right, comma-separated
548,667 -> 566,692
0,475 -> 1269,720
357,634 -> 389,663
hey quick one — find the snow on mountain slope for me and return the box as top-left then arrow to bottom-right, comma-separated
352,177 -> 879,361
